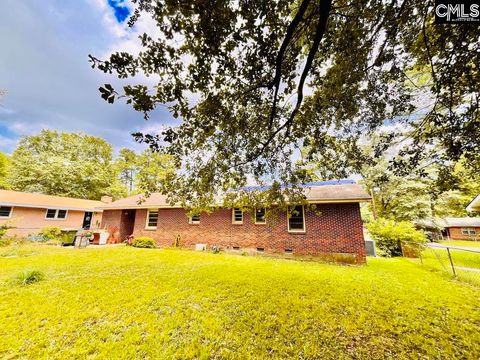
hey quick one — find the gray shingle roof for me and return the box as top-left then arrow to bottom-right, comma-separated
444,217 -> 480,227
416,217 -> 480,229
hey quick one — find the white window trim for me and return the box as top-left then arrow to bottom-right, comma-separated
287,205 -> 306,233
189,214 -> 200,224
462,227 -> 476,235
232,208 -> 243,224
145,209 -> 159,230
0,206 -> 13,219
254,208 -> 266,225
45,209 -> 68,221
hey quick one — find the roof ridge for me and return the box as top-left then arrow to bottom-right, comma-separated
0,189 -> 103,203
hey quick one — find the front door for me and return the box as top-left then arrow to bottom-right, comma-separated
82,212 -> 93,229
119,210 -> 136,241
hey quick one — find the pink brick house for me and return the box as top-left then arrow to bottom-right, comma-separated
0,190 -> 105,236
99,181 -> 371,263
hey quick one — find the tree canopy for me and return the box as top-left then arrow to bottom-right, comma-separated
7,130 -> 122,199
3,130 -> 176,201
115,148 -> 138,194
362,162 -> 480,222
0,152 -> 9,190
115,147 -> 176,195
90,0 -> 479,207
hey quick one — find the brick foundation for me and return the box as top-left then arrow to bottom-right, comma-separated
105,203 -> 366,263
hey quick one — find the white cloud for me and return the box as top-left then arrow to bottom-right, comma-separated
87,0 -> 161,58
0,0 -> 175,154
87,0 -> 130,38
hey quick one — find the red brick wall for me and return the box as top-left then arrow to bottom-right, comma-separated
131,203 -> 366,262
101,209 -> 136,243
447,227 -> 480,241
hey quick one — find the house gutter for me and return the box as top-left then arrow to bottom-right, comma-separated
97,198 -> 371,211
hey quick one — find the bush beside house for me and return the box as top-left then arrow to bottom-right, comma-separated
367,218 -> 427,257
0,224 -> 11,247
132,236 -> 156,248
39,226 -> 63,240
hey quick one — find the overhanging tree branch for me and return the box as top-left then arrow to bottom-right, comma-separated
268,0 -> 312,129
246,0 -> 333,162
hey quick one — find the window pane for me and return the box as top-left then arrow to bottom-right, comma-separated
46,209 -> 57,218
289,205 -> 304,231
57,210 -> 67,219
191,214 -> 200,222
0,206 -> 11,217
255,208 -> 266,223
148,210 -> 158,227
233,208 -> 243,222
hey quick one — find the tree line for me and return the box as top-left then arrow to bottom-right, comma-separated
0,129 -> 477,221
305,134 -> 480,221
0,130 -> 175,200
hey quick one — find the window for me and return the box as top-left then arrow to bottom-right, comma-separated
146,209 -> 158,229
45,209 -> 68,220
189,214 -> 200,224
255,208 -> 266,224
0,206 -> 12,218
256,247 -> 264,252
232,246 -> 240,250
232,208 -> 243,224
285,248 -> 293,254
462,228 -> 476,235
288,205 -> 305,232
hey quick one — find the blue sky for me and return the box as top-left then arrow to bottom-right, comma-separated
0,0 -> 173,154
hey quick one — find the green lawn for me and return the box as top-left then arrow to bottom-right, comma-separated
438,240 -> 480,248
0,244 -> 479,359
421,242 -> 480,286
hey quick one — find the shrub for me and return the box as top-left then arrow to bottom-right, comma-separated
0,223 -> 17,247
0,223 -> 12,240
16,269 -> 45,285
0,237 -> 12,247
39,226 -> 63,241
132,236 -> 156,248
0,227 -> 7,239
366,218 -> 427,257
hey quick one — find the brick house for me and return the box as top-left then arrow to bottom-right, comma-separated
99,181 -> 371,263
442,217 -> 480,241
0,189 -> 105,236
416,217 -> 480,241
